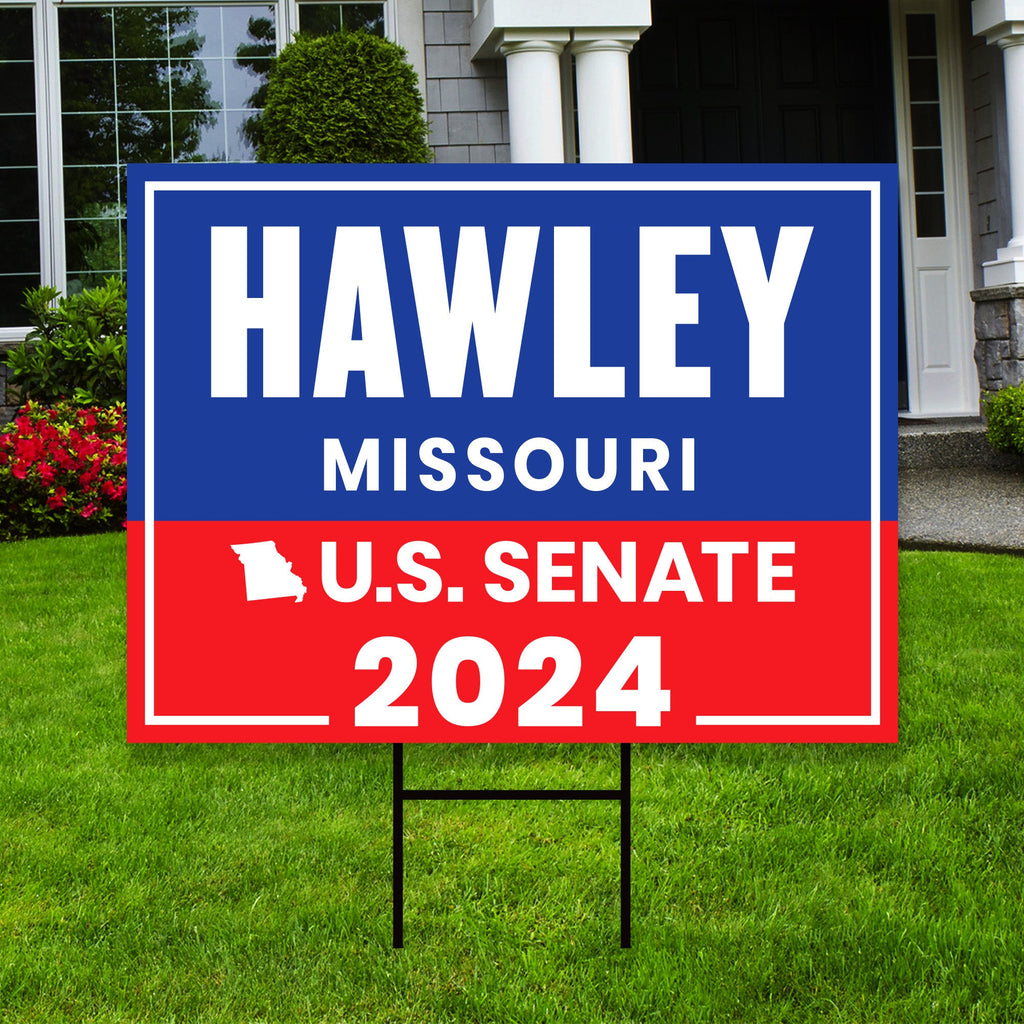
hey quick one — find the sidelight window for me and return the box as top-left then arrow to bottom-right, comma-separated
905,13 -> 946,238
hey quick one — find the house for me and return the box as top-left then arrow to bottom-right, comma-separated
1,0 -> 1021,421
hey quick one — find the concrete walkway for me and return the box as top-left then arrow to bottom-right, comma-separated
899,466 -> 1024,553
898,418 -> 1024,555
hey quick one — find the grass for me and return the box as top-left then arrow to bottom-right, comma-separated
1,534 -> 1023,1022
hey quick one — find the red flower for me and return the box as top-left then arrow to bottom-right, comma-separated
2,399 -> 126,537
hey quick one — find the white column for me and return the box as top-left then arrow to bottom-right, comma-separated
571,33 -> 639,163
500,35 -> 569,163
973,0 -> 1024,283
1000,38 -> 1024,253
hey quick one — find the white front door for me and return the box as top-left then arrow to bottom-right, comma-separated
891,0 -> 978,415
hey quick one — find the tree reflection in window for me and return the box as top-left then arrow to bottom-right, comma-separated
237,3 -> 385,157
236,13 -> 277,157
298,3 -> 385,38
60,5 -> 275,291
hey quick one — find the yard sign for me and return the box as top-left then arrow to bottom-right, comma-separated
128,164 -> 897,744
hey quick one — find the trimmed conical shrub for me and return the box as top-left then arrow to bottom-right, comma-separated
258,31 -> 431,163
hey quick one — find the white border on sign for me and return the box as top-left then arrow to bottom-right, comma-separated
142,178 -> 883,729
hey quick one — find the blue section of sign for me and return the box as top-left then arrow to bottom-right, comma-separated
129,163 -> 897,524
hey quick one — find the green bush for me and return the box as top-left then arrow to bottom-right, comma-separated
258,30 -> 431,163
0,399 -> 126,542
983,384 -> 1024,456
1,277 -> 127,407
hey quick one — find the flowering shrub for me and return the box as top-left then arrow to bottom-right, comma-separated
0,400 -> 126,541
1,278 -> 127,407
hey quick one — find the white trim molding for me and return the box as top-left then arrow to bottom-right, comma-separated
390,0 -> 426,101
471,0 -> 651,164
973,0 -> 1024,283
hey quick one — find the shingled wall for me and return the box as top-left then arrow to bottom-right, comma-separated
422,0 -> 510,163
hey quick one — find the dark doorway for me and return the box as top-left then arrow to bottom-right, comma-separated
631,0 -> 898,163
630,0 -> 906,406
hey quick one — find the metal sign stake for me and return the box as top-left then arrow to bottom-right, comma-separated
393,743 -> 632,948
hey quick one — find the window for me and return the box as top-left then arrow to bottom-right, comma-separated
0,0 -> 394,331
298,2 -> 384,37
905,13 -> 946,238
0,6 -> 41,328
59,4 -> 276,293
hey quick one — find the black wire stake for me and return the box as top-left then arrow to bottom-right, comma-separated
392,742 -> 632,948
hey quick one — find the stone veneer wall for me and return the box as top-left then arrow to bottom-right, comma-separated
1,343 -> 20,425
422,0 -> 510,163
972,284 -> 1024,396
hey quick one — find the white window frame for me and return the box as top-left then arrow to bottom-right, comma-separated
0,0 -> 412,341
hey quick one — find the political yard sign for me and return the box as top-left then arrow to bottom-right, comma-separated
128,164 -> 897,745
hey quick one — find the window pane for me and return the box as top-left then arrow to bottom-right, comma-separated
170,8 -> 216,58
343,4 -> 384,35
0,168 -> 39,221
912,148 -> 944,194
908,59 -> 939,102
0,62 -> 36,116
915,194 -> 946,238
60,60 -> 116,113
64,164 -> 120,220
222,6 -> 275,56
66,215 -> 125,277
905,14 -> 937,59
68,271 -> 122,295
0,222 -> 40,275
114,6 -> 171,59
0,276 -> 39,325
910,103 -> 941,148
0,8 -> 35,60
58,8 -> 113,61
298,4 -> 342,36
225,57 -> 270,108
63,114 -> 119,168
170,58 -> 222,110
299,3 -> 385,37
117,111 -> 173,162
0,8 -> 40,327
226,110 -> 259,160
182,109 -> 228,161
0,113 -> 36,157
117,60 -> 172,111
170,109 -> 218,160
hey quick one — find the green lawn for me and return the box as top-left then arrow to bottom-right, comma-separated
1,534 -> 1023,1022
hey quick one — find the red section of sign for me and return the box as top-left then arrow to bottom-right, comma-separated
128,520 -> 897,743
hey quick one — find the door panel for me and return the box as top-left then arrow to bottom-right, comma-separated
632,1 -> 762,162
